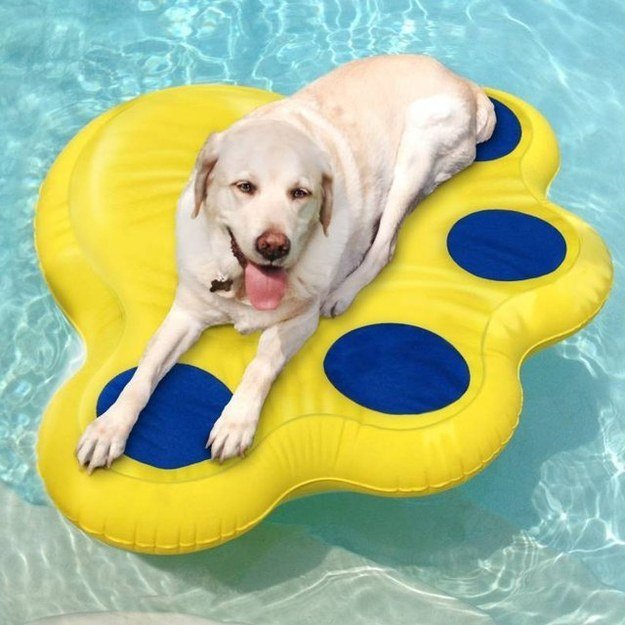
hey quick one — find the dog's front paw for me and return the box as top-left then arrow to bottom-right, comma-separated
76,408 -> 133,473
206,399 -> 259,462
321,287 -> 356,318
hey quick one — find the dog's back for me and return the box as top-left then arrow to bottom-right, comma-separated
288,55 -> 495,289
294,54 -> 485,193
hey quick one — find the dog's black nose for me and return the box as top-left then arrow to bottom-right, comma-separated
255,230 -> 291,261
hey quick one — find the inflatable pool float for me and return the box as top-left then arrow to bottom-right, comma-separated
35,85 -> 612,554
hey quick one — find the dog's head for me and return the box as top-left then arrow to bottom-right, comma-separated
191,119 -> 333,310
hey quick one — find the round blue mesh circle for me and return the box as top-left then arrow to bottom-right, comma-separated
323,323 -> 470,414
96,363 -> 232,468
475,98 -> 522,161
447,209 -> 567,281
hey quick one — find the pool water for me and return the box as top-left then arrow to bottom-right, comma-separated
1,1 -> 624,623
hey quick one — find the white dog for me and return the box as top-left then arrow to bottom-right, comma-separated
76,54 -> 495,471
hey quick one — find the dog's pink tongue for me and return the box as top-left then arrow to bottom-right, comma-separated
244,263 -> 288,310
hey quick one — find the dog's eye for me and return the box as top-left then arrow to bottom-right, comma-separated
291,188 -> 309,200
235,181 -> 255,194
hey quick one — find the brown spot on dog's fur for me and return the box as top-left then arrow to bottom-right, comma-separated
210,278 -> 233,293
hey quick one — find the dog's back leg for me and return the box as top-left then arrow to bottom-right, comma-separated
321,92 -> 478,318
473,85 -> 496,144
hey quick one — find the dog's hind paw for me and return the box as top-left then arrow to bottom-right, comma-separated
321,288 -> 356,318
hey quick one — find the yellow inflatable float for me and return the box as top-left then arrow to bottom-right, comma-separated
35,85 -> 612,554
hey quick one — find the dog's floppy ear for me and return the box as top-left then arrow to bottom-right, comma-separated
320,171 -> 333,236
192,132 -> 222,219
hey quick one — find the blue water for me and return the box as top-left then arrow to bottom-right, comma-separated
1,1 -> 624,623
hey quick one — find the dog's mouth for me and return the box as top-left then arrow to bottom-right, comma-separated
228,229 -> 288,311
